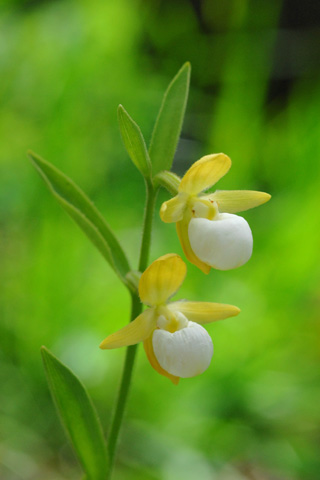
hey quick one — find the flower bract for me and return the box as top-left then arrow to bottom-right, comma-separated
100,254 -> 240,384
160,153 -> 271,273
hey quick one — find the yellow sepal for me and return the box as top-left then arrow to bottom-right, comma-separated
99,309 -> 156,349
143,332 -> 180,385
179,153 -> 231,195
139,254 -> 187,306
203,190 -> 271,213
176,210 -> 210,274
160,193 -> 188,223
169,301 -> 240,324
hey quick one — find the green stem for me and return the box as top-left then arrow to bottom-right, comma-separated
138,180 -> 157,272
106,180 -> 156,478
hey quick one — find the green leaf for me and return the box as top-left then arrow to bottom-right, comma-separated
149,62 -> 191,175
41,347 -> 108,480
118,105 -> 151,178
28,151 -> 131,286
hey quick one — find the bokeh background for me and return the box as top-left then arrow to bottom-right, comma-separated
1,0 -> 320,479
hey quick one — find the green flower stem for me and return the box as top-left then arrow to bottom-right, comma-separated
138,180 -> 157,273
106,180 -> 156,479
153,170 -> 180,195
106,296 -> 141,479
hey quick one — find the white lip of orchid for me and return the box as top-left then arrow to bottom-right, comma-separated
152,319 -> 214,378
188,213 -> 253,270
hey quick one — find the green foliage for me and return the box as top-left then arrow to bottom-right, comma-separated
41,347 -> 108,480
28,151 -> 131,287
117,105 -> 151,178
149,62 -> 191,175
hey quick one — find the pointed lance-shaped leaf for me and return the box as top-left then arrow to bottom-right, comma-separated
41,347 -> 108,480
117,105 -> 152,178
28,151 -> 131,286
149,62 -> 191,175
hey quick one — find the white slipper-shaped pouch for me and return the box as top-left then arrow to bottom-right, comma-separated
188,213 -> 253,270
152,321 -> 213,378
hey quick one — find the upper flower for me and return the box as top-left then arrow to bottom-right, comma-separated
160,153 -> 271,273
100,254 -> 240,384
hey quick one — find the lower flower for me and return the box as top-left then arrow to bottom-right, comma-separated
100,254 -> 240,384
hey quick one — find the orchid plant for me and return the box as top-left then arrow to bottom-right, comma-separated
29,63 -> 270,480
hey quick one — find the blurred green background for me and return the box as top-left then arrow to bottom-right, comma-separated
1,0 -> 320,479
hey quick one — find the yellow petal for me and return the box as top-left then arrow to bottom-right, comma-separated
160,193 -> 188,223
169,301 -> 240,324
143,332 -> 180,385
176,210 -> 211,274
204,190 -> 271,213
179,153 -> 231,195
99,309 -> 156,349
139,254 -> 187,306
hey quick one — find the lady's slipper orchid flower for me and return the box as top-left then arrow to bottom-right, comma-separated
100,254 -> 240,384
160,153 -> 271,273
